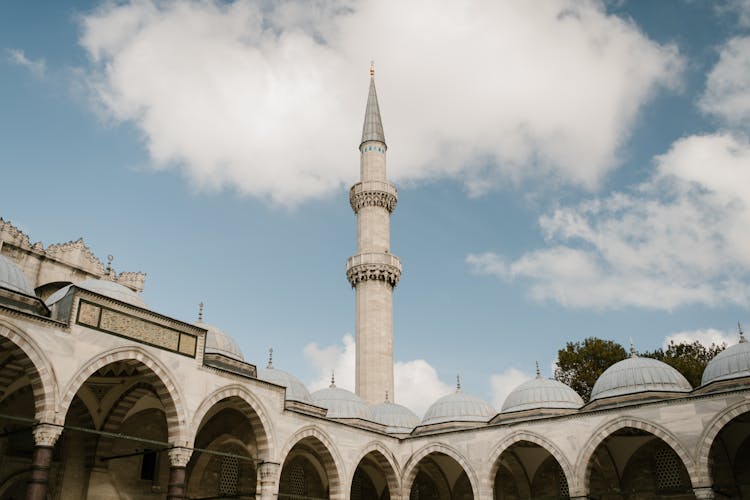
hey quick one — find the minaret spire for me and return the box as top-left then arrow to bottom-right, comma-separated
347,65 -> 401,404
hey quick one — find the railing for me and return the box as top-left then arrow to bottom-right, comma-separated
345,252 -> 402,272
350,180 -> 397,197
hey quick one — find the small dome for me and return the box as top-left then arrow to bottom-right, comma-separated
701,333 -> 750,386
502,376 -> 583,413
258,367 -> 312,403
311,383 -> 374,421
591,354 -> 691,401
421,388 -> 495,426
372,399 -> 420,433
0,255 -> 35,296
46,279 -> 146,308
196,320 -> 244,362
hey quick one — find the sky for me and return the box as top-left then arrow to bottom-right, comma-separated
2,0 -> 750,416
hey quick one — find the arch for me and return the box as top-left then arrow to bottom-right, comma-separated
402,442 -> 480,500
695,400 -> 750,487
190,384 -> 275,461
349,440 -> 401,499
57,346 -> 188,444
488,430 -> 575,496
276,425 -> 345,500
575,416 -> 696,494
0,319 -> 57,422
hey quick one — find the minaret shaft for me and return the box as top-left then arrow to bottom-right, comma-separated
347,72 -> 400,405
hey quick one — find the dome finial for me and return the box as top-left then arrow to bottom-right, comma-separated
739,322 -> 747,343
330,370 -> 336,388
385,390 -> 390,403
198,302 -> 204,322
370,60 -> 375,77
629,337 -> 637,357
105,254 -> 114,279
267,347 -> 273,368
456,373 -> 462,392
535,361 -> 541,379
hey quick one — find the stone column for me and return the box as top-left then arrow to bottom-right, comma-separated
25,423 -> 63,500
257,461 -> 280,500
167,447 -> 192,500
693,486 -> 715,499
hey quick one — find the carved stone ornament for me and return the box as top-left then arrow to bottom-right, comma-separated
33,424 -> 63,447
167,447 -> 193,467
258,462 -> 280,483
346,262 -> 402,287
350,189 -> 398,214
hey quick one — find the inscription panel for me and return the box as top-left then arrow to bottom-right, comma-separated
77,302 -> 101,327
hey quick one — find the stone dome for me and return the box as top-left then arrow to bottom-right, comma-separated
258,366 -> 312,403
502,375 -> 583,413
421,387 -> 496,426
371,399 -> 420,433
311,383 -> 374,421
0,255 -> 34,296
590,353 -> 692,401
46,279 -> 146,308
701,333 -> 750,386
196,320 -> 244,362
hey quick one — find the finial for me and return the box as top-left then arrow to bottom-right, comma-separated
629,337 -> 637,357
739,322 -> 747,343
385,390 -> 390,403
535,361 -> 541,379
198,302 -> 204,322
267,347 -> 273,369
106,254 -> 114,278
370,60 -> 375,77
330,370 -> 336,388
456,373 -> 461,392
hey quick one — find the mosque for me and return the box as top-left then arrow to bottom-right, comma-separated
0,68 -> 749,500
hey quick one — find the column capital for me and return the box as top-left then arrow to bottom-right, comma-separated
258,461 -> 280,482
693,487 -> 715,500
167,447 -> 193,467
32,423 -> 62,447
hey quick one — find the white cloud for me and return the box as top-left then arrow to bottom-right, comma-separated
663,328 -> 736,350
303,334 -> 454,416
489,368 -> 532,409
700,37 -> 750,125
469,133 -> 750,310
6,48 -> 46,78
716,0 -> 750,28
77,0 -> 681,206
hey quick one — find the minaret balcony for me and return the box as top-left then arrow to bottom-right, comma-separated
349,181 -> 398,214
346,252 -> 402,287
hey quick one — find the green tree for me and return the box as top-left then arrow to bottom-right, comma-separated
554,337 -> 628,403
642,340 -> 725,388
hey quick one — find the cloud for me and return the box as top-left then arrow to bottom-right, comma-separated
6,48 -> 46,78
77,0 -> 681,205
303,334 -> 454,416
663,328 -> 736,349
700,37 -> 750,125
489,368 -> 532,409
716,0 -> 750,28
469,133 -> 750,310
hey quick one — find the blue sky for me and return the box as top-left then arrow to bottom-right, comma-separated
2,0 -> 750,414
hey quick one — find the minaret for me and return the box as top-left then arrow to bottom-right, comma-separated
346,63 -> 401,404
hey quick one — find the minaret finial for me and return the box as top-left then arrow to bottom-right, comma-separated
370,60 -> 374,77
739,322 -> 747,343
535,361 -> 541,379
456,373 -> 461,392
330,370 -> 336,388
629,337 -> 637,357
198,302 -> 204,322
267,347 -> 273,369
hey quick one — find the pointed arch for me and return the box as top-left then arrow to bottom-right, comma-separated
695,400 -> 750,487
575,416 -> 696,494
402,442 -> 480,500
488,430 -> 575,496
0,319 -> 57,422
190,384 -> 275,460
349,440 -> 401,499
276,425 -> 345,500
57,346 -> 188,444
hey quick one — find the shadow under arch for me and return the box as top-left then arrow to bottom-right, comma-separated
276,425 -> 346,500
488,430 -> 575,497
402,442 -> 480,500
349,440 -> 401,500
0,319 -> 57,422
190,384 -> 275,461
694,400 -> 750,488
56,345 -> 188,444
